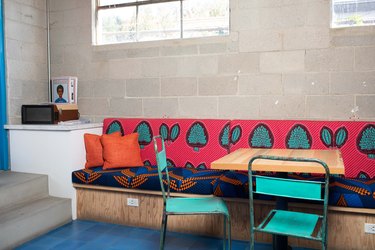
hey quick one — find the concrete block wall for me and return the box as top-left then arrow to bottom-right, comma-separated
4,0 -> 48,124
7,0 -> 375,123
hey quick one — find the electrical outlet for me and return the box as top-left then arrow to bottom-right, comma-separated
365,223 -> 375,234
127,198 -> 139,207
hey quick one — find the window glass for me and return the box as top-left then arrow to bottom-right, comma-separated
332,0 -> 375,28
95,0 -> 230,45
183,0 -> 229,38
97,7 -> 136,44
138,2 -> 181,42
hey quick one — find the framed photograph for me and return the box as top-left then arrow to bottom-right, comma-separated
51,76 -> 78,104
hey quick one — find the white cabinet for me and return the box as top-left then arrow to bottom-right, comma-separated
5,123 -> 103,219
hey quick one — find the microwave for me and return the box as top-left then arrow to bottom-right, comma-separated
21,104 -> 79,124
22,104 -> 58,124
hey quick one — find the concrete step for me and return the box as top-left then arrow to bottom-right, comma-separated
0,171 -> 49,209
0,196 -> 72,250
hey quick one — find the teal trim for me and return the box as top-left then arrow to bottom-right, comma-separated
255,176 -> 323,201
0,0 -> 8,171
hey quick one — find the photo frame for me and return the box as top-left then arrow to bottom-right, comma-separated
51,76 -> 78,104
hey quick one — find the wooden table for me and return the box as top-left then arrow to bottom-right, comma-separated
211,148 -> 345,175
211,148 -> 345,250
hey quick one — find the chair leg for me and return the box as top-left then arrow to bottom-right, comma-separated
223,215 -> 227,250
160,213 -> 168,250
227,215 -> 231,250
250,226 -> 254,250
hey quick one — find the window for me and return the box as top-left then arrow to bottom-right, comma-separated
95,0 -> 230,45
331,0 -> 375,28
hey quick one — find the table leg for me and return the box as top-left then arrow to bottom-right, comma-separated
273,173 -> 289,250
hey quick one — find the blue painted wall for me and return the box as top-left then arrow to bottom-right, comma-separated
0,0 -> 9,171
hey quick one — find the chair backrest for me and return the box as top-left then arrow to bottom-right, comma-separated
248,155 -> 331,244
248,155 -> 330,202
255,176 -> 324,201
153,135 -> 170,203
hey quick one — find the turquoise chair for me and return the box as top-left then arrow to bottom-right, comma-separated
153,135 -> 231,250
248,155 -> 330,250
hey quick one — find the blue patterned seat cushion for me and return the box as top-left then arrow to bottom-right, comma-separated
72,166 -> 225,195
73,167 -> 375,208
330,176 -> 375,208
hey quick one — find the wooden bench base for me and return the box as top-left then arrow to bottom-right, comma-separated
74,184 -> 375,250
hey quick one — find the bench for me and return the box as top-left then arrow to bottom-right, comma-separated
72,118 -> 375,249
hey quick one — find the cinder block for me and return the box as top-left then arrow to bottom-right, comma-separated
305,48 -> 354,72
218,53 -> 259,74
239,30 -> 282,52
92,79 -> 126,98
305,1 -> 330,27
231,9 -> 259,30
331,72 -> 375,94
177,56 -> 218,77
63,8 -> 82,28
109,98 -> 143,117
127,47 -> 160,58
179,97 -> 218,118
218,96 -> 260,119
20,4 -> 46,28
77,81 -> 93,98
78,62 -> 109,81
141,57 -> 179,77
260,95 -> 305,118
306,95 -> 354,119
126,78 -> 160,97
79,97 -> 110,116
355,47 -> 375,71
5,39 -> 21,60
161,77 -> 197,96
4,0 -> 22,22
282,73 -> 329,95
49,0 -> 77,11
160,45 -> 198,56
283,27 -> 330,50
143,98 -> 179,118
199,43 -> 228,54
260,51 -> 305,73
259,5 -> 306,29
108,59 -> 142,79
198,76 -> 238,96
239,74 -> 282,95
332,34 -> 375,47
357,95 -> 375,119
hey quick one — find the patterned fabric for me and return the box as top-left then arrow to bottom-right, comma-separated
72,166 -> 225,195
228,120 -> 375,178
213,171 -> 375,208
330,176 -> 375,208
103,118 -> 230,169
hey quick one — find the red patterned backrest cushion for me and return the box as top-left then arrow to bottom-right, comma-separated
103,118 -> 231,169
228,120 -> 375,178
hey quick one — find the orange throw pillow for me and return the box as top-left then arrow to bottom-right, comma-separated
101,133 -> 144,169
84,132 -> 121,169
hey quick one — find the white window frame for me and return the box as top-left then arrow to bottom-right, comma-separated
331,0 -> 375,28
93,0 -> 230,45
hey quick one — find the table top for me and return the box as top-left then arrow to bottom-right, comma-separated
211,148 -> 345,175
